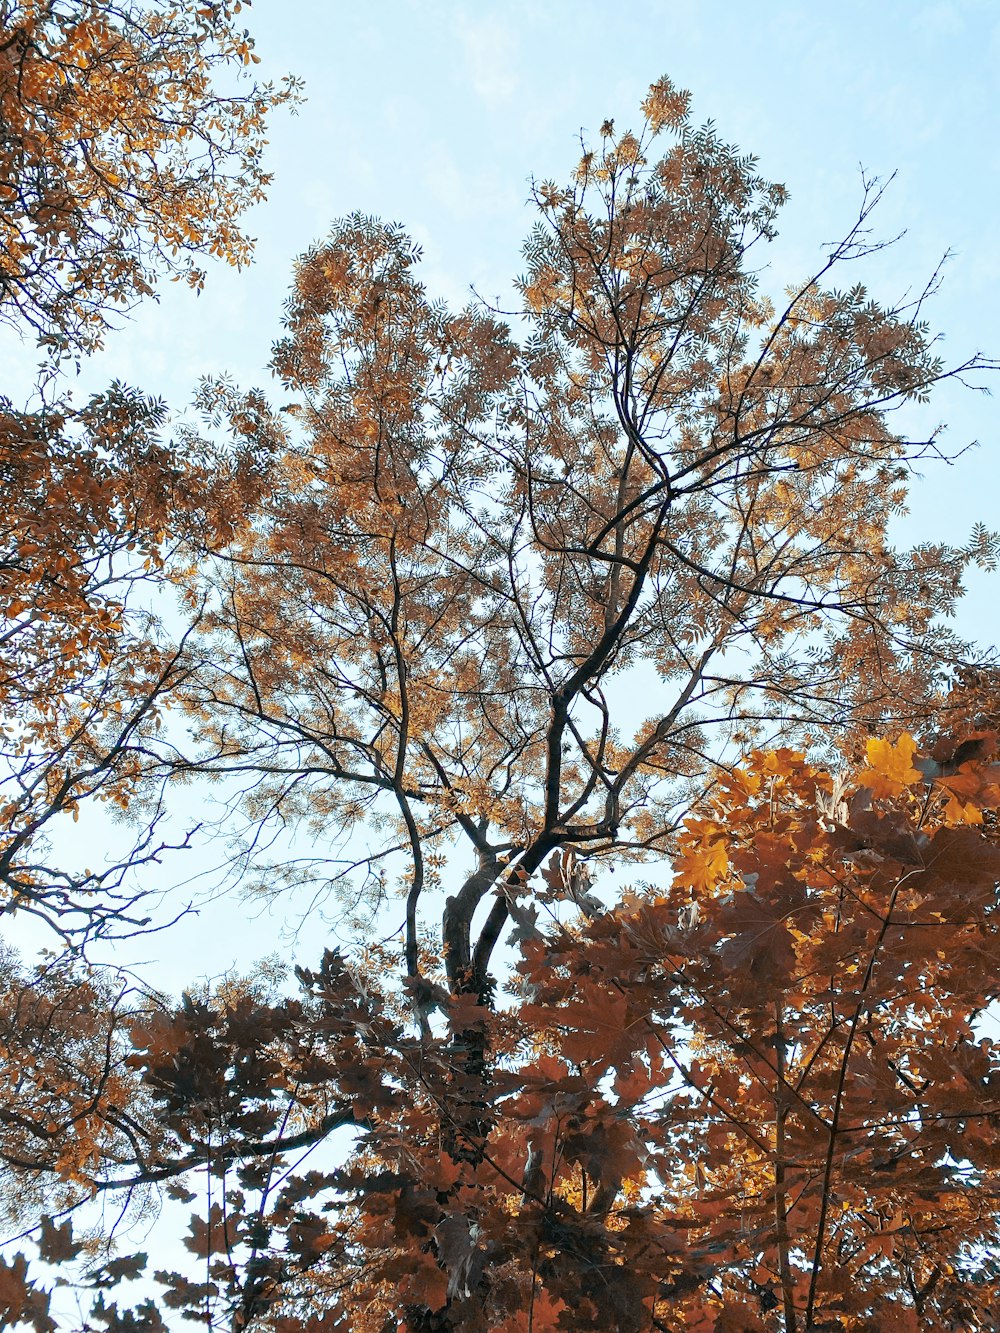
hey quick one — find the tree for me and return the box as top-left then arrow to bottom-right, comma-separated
6,729 -> 1000,1331
0,0 -> 294,941
0,381 -> 281,942
2,76 -> 1000,1332
0,0 -> 300,355
172,79 -> 992,1004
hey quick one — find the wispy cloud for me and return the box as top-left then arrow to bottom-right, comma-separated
455,12 -> 519,107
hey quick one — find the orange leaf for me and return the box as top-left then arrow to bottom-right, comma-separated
858,733 -> 921,797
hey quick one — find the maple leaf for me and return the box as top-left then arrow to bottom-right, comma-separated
715,890 -> 798,985
523,985 -> 634,1073
182,1204 -> 231,1258
858,733 -> 922,797
673,820 -> 730,893
36,1216 -> 79,1264
286,1214 -> 335,1267
0,1254 -> 54,1333
85,1255 -> 148,1290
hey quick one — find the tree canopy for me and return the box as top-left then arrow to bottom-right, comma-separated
0,0 -> 290,943
1,46 -> 1000,1333
0,0 -> 299,354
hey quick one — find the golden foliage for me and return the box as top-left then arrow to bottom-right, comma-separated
0,0 -> 300,352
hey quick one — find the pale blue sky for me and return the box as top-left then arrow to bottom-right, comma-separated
6,0 -> 999,984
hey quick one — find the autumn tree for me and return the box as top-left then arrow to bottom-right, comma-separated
7,730 -> 1000,1331
3,76 -> 1000,1333
0,382 -> 280,942
0,0 -> 299,355
171,80 -> 994,1005
0,0 -> 294,940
